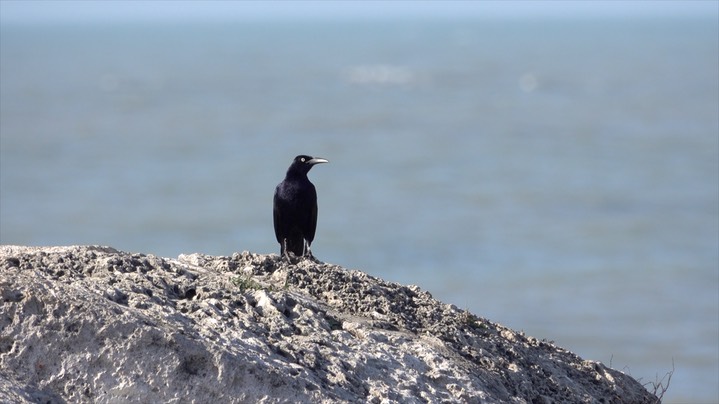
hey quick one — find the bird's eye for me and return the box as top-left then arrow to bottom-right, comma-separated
300,157 -> 306,162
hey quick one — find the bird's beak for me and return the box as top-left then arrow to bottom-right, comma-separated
308,157 -> 329,165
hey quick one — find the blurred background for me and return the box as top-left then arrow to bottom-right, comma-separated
1,1 -> 717,402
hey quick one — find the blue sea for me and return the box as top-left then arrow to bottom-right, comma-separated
1,17 -> 717,403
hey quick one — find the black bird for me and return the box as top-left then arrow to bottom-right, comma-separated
273,155 -> 328,259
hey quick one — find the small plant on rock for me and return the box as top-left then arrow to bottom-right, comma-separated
232,274 -> 263,292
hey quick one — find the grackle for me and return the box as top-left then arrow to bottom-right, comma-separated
273,155 -> 328,259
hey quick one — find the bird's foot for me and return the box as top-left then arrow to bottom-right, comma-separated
303,245 -> 314,261
302,250 -> 322,264
281,250 -> 298,265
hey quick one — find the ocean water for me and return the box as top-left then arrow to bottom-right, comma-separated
1,18 -> 717,402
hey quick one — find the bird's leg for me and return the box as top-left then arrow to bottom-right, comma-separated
304,240 -> 315,261
282,239 -> 292,262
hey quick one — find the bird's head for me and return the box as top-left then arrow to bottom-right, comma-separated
287,155 -> 329,176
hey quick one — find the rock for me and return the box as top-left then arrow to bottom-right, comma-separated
0,245 -> 658,403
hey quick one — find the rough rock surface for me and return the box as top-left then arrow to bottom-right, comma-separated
0,245 -> 658,403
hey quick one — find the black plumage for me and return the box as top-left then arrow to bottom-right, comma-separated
273,155 -> 328,259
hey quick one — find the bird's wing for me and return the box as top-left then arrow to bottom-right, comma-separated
307,201 -> 318,244
273,192 -> 283,244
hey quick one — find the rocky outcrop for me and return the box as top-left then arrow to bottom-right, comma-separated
0,245 -> 658,403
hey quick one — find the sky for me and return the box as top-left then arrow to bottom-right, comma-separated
1,0 -> 716,24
